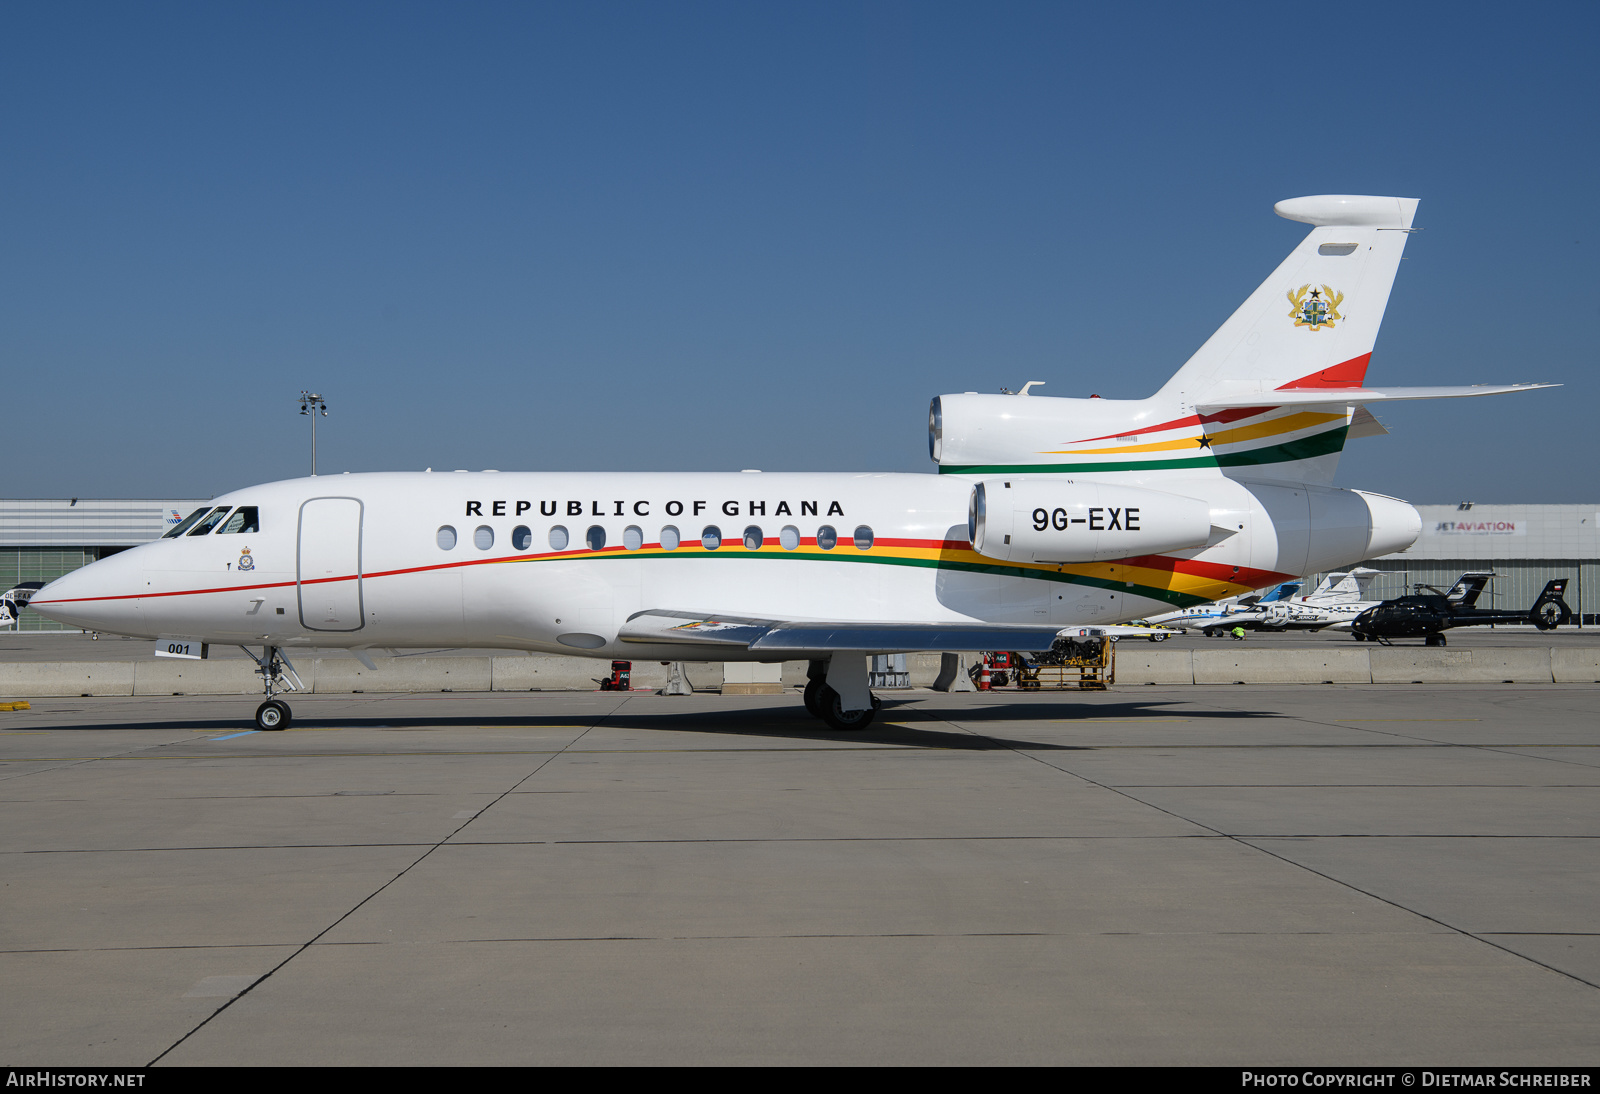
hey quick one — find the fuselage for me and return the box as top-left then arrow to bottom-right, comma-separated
30,469 -> 1418,659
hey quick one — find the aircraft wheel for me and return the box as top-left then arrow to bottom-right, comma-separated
822,689 -> 878,732
803,679 -> 826,718
1424,634 -> 1444,647
254,700 -> 291,731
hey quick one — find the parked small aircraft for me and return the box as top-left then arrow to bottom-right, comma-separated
1144,581 -> 1303,633
1210,567 -> 1394,634
1351,579 -> 1571,645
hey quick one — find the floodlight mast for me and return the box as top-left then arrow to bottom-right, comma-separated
299,391 -> 328,476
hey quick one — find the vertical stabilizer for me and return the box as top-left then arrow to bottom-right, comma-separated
1160,196 -> 1417,405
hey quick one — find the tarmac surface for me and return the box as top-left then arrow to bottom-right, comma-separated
2,685 -> 1599,1065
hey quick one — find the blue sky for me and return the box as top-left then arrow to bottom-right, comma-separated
3,1 -> 1594,502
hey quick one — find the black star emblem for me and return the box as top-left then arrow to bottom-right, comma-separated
1197,434 -> 1213,449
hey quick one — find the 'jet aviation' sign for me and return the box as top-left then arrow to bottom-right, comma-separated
1432,520 -> 1523,536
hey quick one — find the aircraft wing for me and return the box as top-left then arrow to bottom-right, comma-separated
617,609 -> 1068,653
1197,383 -> 1556,410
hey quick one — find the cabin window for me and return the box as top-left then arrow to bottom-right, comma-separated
437,525 -> 458,550
854,525 -> 874,550
474,525 -> 494,550
702,525 -> 722,550
660,525 -> 680,550
743,525 -> 764,550
548,525 -> 569,551
780,525 -> 800,550
512,525 -> 533,551
816,525 -> 837,550
164,508 -> 214,538
586,525 -> 606,551
187,507 -> 232,536
624,525 -> 644,551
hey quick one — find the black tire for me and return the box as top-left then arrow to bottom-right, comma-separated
255,700 -> 291,731
1424,633 -> 1444,647
822,689 -> 877,732
803,678 -> 826,718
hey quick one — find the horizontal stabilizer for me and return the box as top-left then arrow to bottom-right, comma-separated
619,609 -> 1067,653
1198,383 -> 1557,410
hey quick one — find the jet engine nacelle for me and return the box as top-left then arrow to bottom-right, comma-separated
969,479 -> 1213,564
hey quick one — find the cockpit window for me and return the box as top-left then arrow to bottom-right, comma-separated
163,508 -> 215,538
218,507 -> 259,534
187,507 -> 233,536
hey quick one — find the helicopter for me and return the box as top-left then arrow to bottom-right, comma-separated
1350,578 -> 1571,646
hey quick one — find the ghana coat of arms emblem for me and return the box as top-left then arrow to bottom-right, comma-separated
1287,283 -> 1344,330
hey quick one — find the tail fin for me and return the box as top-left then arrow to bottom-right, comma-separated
1257,582 -> 1302,604
1312,567 -> 1390,603
1159,196 -> 1418,405
1444,571 -> 1496,607
1531,580 -> 1572,630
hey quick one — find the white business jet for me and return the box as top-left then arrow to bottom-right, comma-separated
31,195 -> 1554,732
1195,568 -> 1395,635
1142,580 -> 1303,634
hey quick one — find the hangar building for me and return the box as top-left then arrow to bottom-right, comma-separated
1331,502 -> 1599,626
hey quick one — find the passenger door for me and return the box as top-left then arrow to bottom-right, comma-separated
298,497 -> 364,631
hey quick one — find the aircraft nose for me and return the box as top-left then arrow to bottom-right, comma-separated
29,551 -> 147,635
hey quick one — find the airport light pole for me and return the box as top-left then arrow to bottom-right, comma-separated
299,392 -> 328,476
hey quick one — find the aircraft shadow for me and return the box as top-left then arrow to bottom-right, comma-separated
46,695 -> 1279,752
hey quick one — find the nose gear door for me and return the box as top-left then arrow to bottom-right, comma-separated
298,497 -> 364,631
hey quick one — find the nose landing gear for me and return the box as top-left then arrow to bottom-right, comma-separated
241,645 -> 304,731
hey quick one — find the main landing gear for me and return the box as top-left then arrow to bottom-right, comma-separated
240,645 -> 304,731
803,661 -> 882,732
